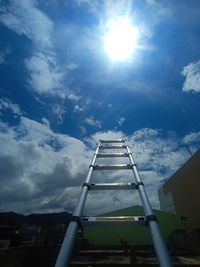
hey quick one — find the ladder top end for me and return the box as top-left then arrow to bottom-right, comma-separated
100,139 -> 126,143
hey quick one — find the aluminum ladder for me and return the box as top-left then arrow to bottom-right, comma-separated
54,139 -> 173,267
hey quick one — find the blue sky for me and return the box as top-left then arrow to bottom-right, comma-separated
0,0 -> 200,215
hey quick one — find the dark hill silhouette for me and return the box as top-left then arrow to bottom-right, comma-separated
0,211 -> 72,227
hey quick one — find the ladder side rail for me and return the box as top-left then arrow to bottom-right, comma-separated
54,141 -> 101,267
125,141 -> 173,267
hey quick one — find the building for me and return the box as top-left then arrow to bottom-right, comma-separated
158,149 -> 200,232
83,205 -> 185,247
0,225 -> 16,248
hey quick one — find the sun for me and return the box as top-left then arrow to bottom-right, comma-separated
103,16 -> 139,62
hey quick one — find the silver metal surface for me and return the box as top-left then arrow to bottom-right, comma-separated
54,141 -> 101,267
100,139 -> 125,143
90,182 -> 137,190
82,216 -> 146,227
100,145 -> 126,149
55,139 -> 173,267
125,140 -> 173,267
97,152 -> 129,158
93,164 -> 132,170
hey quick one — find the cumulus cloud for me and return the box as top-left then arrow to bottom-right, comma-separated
182,131 -> 200,144
127,128 -> 189,175
118,117 -> 126,127
66,91 -> 81,101
0,1 -> 83,101
83,128 -> 197,213
91,130 -> 124,143
85,116 -> 102,128
0,116 -> 91,214
182,131 -> 200,154
41,117 -> 50,128
25,52 -> 82,99
74,104 -> 84,113
0,0 -> 53,47
0,46 -> 11,64
0,105 -> 198,215
0,98 -> 22,116
182,60 -> 200,93
0,0 -> 78,101
52,104 -> 66,124
25,52 -> 64,97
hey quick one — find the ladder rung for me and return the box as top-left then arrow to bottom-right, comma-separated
100,145 -> 126,149
100,139 -> 125,143
93,164 -> 132,170
90,183 -> 137,190
82,216 -> 146,227
97,153 -> 129,158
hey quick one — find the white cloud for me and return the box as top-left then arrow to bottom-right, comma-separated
0,116 -> 91,213
0,0 -> 53,48
41,117 -> 50,128
75,0 -> 102,16
84,190 -> 141,215
0,98 -> 22,116
182,131 -> 200,154
89,129 -> 192,212
0,1 -> 82,101
103,0 -> 132,20
79,125 -> 86,135
118,117 -> 126,126
0,119 -> 198,214
76,0 -> 132,20
52,104 -> 66,124
66,91 -> 81,101
25,52 -> 82,99
74,104 -> 84,112
145,0 -> 172,19
66,63 -> 79,70
85,116 -> 102,128
182,60 -> 200,93
90,130 -> 124,144
182,131 -> 200,144
25,52 -> 64,97
127,128 -> 189,175
75,0 -> 170,39
0,46 -> 11,64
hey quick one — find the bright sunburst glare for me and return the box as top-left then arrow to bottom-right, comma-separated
103,16 -> 139,62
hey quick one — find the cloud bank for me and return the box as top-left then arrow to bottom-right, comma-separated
0,99 -> 199,215
0,0 -> 53,47
182,59 -> 200,93
25,52 -> 64,96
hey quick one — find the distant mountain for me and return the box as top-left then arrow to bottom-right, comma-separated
0,211 -> 72,227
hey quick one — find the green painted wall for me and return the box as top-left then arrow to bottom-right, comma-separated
83,206 -> 185,246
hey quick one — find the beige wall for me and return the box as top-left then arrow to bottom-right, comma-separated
158,150 -> 200,232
